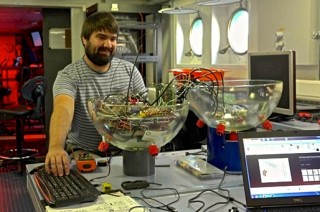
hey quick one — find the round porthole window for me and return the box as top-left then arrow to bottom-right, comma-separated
189,17 -> 203,56
227,8 -> 249,55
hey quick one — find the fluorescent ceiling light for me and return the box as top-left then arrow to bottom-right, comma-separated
158,7 -> 198,15
197,0 -> 241,6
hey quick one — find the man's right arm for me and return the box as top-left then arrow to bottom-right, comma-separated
45,94 -> 75,176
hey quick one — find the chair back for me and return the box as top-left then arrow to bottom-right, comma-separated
21,76 -> 48,119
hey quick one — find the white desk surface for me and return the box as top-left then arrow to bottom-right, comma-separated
26,150 -> 245,212
271,119 -> 320,131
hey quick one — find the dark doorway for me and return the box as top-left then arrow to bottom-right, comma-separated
42,8 -> 72,149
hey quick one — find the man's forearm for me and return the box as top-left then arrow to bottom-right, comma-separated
48,107 -> 72,149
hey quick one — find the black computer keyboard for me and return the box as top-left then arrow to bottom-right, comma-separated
33,168 -> 100,208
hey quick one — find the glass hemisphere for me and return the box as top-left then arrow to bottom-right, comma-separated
88,86 -> 189,151
186,80 -> 283,131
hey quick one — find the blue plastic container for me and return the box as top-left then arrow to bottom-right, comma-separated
207,127 -> 242,173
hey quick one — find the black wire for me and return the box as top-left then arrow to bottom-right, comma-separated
149,182 -> 163,186
150,71 -> 195,106
126,45 -> 142,106
190,68 -> 218,87
185,150 -> 207,156
89,152 -> 112,182
200,68 -> 224,109
218,167 -> 228,188
131,187 -> 180,211
188,189 -> 230,212
149,77 -> 177,106
188,167 -> 246,211
141,187 -> 180,210
130,196 -> 167,211
188,167 -> 229,212
129,204 -> 150,212
131,196 -> 174,211
187,68 -> 223,117
203,197 -> 230,212
211,167 -> 246,209
192,67 -> 224,108
231,197 -> 247,208
150,68 -> 223,107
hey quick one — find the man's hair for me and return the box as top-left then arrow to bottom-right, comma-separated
81,12 -> 119,40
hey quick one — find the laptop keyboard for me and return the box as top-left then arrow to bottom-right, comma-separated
33,168 -> 100,207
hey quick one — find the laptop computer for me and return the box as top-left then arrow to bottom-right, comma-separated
238,130 -> 320,211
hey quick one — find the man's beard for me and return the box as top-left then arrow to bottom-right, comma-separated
85,43 -> 115,66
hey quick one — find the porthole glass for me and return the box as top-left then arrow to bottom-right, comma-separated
227,8 -> 248,55
211,14 -> 220,64
189,17 -> 203,56
176,22 -> 184,64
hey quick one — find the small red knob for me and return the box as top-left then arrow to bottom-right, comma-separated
216,123 -> 225,136
98,141 -> 109,152
229,131 -> 238,141
262,120 -> 273,131
148,144 -> 159,156
196,119 -> 206,128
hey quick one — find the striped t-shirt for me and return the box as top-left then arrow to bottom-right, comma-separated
53,57 -> 147,151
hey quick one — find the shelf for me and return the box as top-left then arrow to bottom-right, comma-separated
118,21 -> 158,30
117,54 -> 159,63
87,2 -> 161,15
87,2 -> 163,83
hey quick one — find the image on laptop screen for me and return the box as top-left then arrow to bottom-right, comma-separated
238,130 -> 320,209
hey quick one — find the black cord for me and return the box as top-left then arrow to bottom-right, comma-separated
188,167 -> 246,211
185,150 -> 207,156
126,45 -> 142,106
149,77 -> 177,106
211,167 -> 246,209
131,187 -> 180,211
129,204 -> 150,212
89,152 -> 112,182
230,197 -> 247,208
131,196 -> 174,211
141,187 -> 180,211
188,189 -> 230,212
185,68 -> 223,118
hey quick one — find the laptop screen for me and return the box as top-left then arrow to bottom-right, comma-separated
238,130 -> 320,208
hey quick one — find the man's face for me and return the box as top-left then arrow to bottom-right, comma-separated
84,30 -> 117,66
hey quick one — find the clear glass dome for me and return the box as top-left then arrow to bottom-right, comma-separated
187,80 -> 283,131
88,85 -> 189,151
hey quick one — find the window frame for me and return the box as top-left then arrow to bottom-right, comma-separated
189,17 -> 203,57
227,7 -> 249,55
